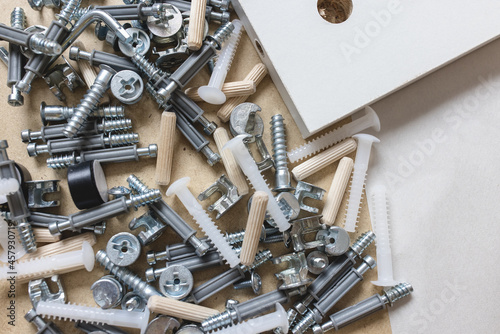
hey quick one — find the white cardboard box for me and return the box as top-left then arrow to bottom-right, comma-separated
232,0 -> 500,137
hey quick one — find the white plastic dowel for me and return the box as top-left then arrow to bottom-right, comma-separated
0,178 -> 20,203
0,216 -> 26,263
223,135 -> 291,232
198,20 -> 244,104
368,184 -> 399,287
288,106 -> 380,163
37,301 -> 150,334
166,177 -> 240,268
213,303 -> 288,334
343,134 -> 380,233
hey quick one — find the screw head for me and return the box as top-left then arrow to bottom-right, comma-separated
250,271 -> 262,295
91,275 -> 124,309
121,292 -> 146,312
106,232 -> 141,267
158,265 -> 193,300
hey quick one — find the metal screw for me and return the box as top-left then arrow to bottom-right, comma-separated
233,271 -> 262,294
28,34 -> 63,56
270,114 -> 293,192
64,65 -> 117,138
91,275 -> 125,309
24,308 -> 63,334
40,103 -> 125,124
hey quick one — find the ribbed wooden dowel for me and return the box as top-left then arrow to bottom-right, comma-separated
322,157 -> 354,226
148,296 -> 219,322
155,112 -> 177,186
20,233 -> 96,261
33,228 -> 61,243
292,138 -> 357,181
187,0 -> 207,50
73,41 -> 111,104
213,128 -> 249,195
217,63 -> 268,122
185,80 -> 256,102
240,191 -> 268,266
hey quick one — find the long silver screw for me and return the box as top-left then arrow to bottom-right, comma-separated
8,7 -> 26,107
64,65 -> 117,138
11,7 -> 26,30
56,0 -> 82,25
271,114 -> 293,192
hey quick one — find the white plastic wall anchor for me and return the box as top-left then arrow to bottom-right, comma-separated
0,216 -> 26,262
166,177 -> 240,268
368,184 -> 399,287
223,135 -> 291,232
343,134 -> 380,233
36,301 -> 150,334
0,177 -> 20,203
213,303 -> 288,334
0,241 -> 94,284
198,20 -> 244,104
288,106 -> 380,163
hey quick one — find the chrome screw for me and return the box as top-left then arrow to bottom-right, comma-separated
270,114 -> 293,192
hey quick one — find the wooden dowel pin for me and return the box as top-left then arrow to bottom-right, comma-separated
185,80 -> 256,102
322,157 -> 354,226
21,232 -> 97,261
240,191 -> 268,266
148,295 -> 219,322
33,228 -> 61,243
155,111 -> 177,186
187,0 -> 207,51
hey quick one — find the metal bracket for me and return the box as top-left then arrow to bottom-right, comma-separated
285,215 -> 327,252
129,210 -> 167,246
294,181 -> 326,214
43,56 -> 85,101
28,275 -> 66,309
272,252 -> 312,290
198,175 -> 242,219
25,180 -> 60,209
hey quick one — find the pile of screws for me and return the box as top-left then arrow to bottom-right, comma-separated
0,1 -> 413,334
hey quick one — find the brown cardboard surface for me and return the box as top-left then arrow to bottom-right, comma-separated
0,1 -> 391,333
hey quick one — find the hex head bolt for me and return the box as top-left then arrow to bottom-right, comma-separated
155,111 -> 176,185
7,8 -> 26,107
0,241 -> 94,284
166,177 -> 240,267
292,256 -> 377,334
147,295 -> 219,323
271,114 -> 294,192
64,65 -> 117,138
187,0 -> 208,51
212,303 -> 288,334
40,103 -> 125,124
312,282 -> 413,334
291,138 -> 357,181
127,174 -> 210,257
343,134 -> 380,232
223,135 -> 291,232
25,308 -> 63,334
217,63 -> 268,122
46,144 -> 157,169
48,189 -> 161,235
198,20 -> 243,104
368,184 -> 399,287
240,191 -> 268,266
36,300 -> 150,334
185,80 -> 256,102
288,106 -> 381,163
213,128 -> 249,195
321,157 -> 354,226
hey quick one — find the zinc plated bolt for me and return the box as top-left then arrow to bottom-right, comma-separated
270,114 -> 293,192
233,271 -> 262,294
344,134 -> 380,232
8,7 -> 26,107
25,308 -> 63,334
64,65 -> 117,138
40,103 -> 126,124
28,0 -> 62,11
312,283 -> 413,334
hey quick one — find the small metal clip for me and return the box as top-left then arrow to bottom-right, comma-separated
285,215 -> 327,252
25,180 -> 60,209
294,181 -> 326,214
198,175 -> 242,219
28,275 -> 66,308
272,252 -> 312,290
129,210 -> 167,245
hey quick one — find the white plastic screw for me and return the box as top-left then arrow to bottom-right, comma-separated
166,177 -> 240,268
0,216 -> 26,262
36,301 -> 150,334
288,106 -> 380,163
368,184 -> 399,287
0,177 -> 20,203
343,134 -> 380,233
0,241 -> 94,284
213,303 -> 288,334
223,135 -> 291,232
198,20 -> 243,105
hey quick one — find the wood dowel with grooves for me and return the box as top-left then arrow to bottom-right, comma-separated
322,157 -> 354,226
240,191 -> 268,266
217,63 -> 268,122
213,128 -> 249,195
33,228 -> 61,243
20,233 -> 96,261
291,138 -> 357,181
187,0 -> 207,50
185,80 -> 256,102
148,295 -> 219,322
155,112 -> 177,185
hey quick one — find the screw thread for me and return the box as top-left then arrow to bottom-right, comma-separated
145,82 -> 167,108
127,174 -> 149,194
201,310 -> 234,332
350,231 -> 376,257
108,133 -> 139,146
29,34 -> 63,56
18,221 -> 37,253
129,189 -> 161,208
248,249 -> 272,270
263,234 -> 284,244
46,153 -> 76,169
271,114 -> 288,169
57,0 -> 82,24
101,119 -> 132,132
73,6 -> 91,21
292,311 -> 316,334
11,7 -> 26,30
212,22 -> 235,47
384,282 -> 413,305
95,105 -> 126,118
225,229 -> 245,244
131,54 -> 165,83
